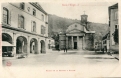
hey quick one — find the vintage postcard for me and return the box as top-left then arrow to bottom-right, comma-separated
0,0 -> 121,78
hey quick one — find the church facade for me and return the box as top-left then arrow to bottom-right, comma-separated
59,14 -> 95,50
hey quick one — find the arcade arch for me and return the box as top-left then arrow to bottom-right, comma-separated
30,38 -> 38,54
16,36 -> 27,54
2,33 -> 13,56
2,33 -> 12,44
40,40 -> 45,53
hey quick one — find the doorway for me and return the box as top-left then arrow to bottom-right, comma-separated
74,42 -> 77,49
40,40 -> 45,53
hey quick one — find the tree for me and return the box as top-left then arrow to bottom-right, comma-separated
52,33 -> 59,50
113,29 -> 118,43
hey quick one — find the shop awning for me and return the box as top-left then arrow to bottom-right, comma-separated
2,41 -> 15,47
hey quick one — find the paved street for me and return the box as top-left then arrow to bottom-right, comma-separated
2,50 -> 120,78
2,50 -> 118,67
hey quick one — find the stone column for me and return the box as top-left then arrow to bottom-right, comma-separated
45,38 -> 47,53
66,36 -> 68,49
27,36 -> 30,55
38,38 -> 40,54
77,36 -> 79,49
83,36 -> 85,50
12,33 -> 16,57
71,36 -> 73,49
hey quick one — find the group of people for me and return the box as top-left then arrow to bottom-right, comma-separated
64,47 -> 67,53
58,47 -> 68,53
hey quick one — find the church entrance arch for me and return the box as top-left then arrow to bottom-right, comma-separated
16,36 -> 27,54
40,40 -> 45,53
30,38 -> 38,54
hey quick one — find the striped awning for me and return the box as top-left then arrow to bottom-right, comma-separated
2,41 -> 15,47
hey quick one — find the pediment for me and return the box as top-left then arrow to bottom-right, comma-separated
66,23 -> 84,33
66,29 -> 84,34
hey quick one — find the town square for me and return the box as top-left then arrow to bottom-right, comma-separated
1,1 -> 120,78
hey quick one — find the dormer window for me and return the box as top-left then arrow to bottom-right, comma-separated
20,3 -> 25,10
33,9 -> 36,16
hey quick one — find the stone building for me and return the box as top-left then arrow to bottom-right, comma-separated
2,2 -> 52,57
101,3 -> 118,54
108,3 -> 119,52
101,29 -> 110,53
59,14 -> 95,50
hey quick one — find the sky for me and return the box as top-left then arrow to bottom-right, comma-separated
40,1 -> 117,24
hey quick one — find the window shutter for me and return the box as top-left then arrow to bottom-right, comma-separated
23,17 -> 25,29
9,11 -> 11,25
35,23 -> 36,32
44,27 -> 46,34
40,26 -> 41,34
41,26 -> 43,34
18,14 -> 20,28
2,7 -> 4,23
43,26 -> 44,34
41,26 -> 42,34
31,21 -> 33,32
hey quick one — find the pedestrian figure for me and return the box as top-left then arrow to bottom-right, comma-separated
58,48 -> 60,52
64,48 -> 65,52
65,48 -> 67,53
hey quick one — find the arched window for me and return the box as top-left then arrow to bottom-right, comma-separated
18,15 -> 24,29
3,7 -> 9,24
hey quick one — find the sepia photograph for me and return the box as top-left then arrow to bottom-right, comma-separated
1,0 -> 120,78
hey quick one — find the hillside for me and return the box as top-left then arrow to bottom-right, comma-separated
48,14 -> 109,41
87,22 -> 109,40
48,14 -> 80,37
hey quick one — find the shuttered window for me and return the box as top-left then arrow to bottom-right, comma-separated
41,25 -> 46,34
3,7 -> 9,24
42,14 -> 44,21
18,15 -> 24,29
31,21 -> 36,32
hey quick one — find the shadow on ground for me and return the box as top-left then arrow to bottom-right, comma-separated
85,57 -> 115,59
61,52 -> 78,55
61,51 -> 105,55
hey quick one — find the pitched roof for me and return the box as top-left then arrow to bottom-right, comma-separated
109,3 -> 118,9
29,2 -> 47,15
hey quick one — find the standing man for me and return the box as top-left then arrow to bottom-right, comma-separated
65,48 -> 67,53
64,47 -> 65,52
